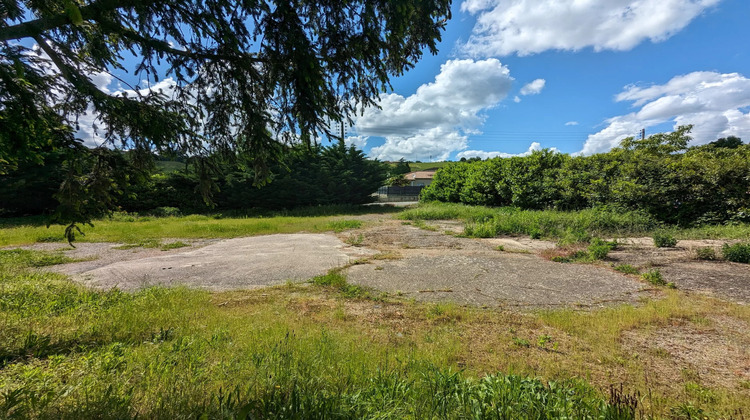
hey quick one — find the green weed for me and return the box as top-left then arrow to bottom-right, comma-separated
694,247 -> 717,260
722,242 -> 750,263
641,269 -> 674,288
344,233 -> 364,246
613,264 -> 640,275
311,271 -> 366,298
326,220 -> 362,232
160,241 -> 190,251
653,232 -> 678,248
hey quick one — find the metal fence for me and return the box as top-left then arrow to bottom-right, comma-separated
375,186 -> 423,202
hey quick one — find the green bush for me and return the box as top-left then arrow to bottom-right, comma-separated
417,127 -> 750,225
587,244 -> 610,260
653,232 -> 677,248
722,243 -> 750,263
642,269 -> 666,286
694,247 -> 717,261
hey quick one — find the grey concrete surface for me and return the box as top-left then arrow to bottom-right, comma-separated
74,234 -> 375,291
347,251 -> 645,309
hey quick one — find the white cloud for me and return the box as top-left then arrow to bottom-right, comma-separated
513,96 -> 521,103
457,142 -> 559,159
580,71 -> 750,154
344,135 -> 369,149
520,79 -> 546,95
353,59 -> 514,161
565,121 -> 579,126
461,0 -> 720,56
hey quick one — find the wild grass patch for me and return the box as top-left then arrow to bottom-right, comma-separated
1,250 -> 748,417
0,249 -> 76,268
401,202 -> 750,241
613,264 -> 640,275
326,219 -> 362,232
543,238 -> 617,263
1,210 -> 392,247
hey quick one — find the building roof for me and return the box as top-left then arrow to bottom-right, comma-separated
403,170 -> 437,180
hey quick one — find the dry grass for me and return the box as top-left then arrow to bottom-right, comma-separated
207,283 -> 750,417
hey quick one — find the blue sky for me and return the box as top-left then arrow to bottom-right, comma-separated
345,0 -> 750,161
70,0 -> 750,161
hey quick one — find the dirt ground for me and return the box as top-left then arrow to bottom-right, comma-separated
622,314 -> 750,391
608,238 -> 750,304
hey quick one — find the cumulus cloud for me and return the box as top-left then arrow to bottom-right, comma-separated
344,135 -> 369,149
580,71 -> 750,154
565,121 -> 579,126
520,79 -> 546,95
456,142 -> 558,159
352,59 -> 514,161
460,0 -> 720,56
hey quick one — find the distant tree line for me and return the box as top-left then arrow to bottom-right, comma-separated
0,143 -> 387,216
421,127 -> 750,225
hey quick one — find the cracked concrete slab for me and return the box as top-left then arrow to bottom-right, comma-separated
72,234 -> 375,291
347,250 -> 645,308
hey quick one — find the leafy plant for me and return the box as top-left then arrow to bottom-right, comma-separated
512,337 -> 531,348
588,244 -> 611,260
722,242 -> 750,263
653,232 -> 677,248
312,270 -> 366,298
642,269 -> 667,286
613,264 -> 640,275
694,247 -> 717,260
537,334 -> 552,348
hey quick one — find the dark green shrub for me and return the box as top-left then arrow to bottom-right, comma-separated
722,243 -> 750,263
653,232 -> 677,248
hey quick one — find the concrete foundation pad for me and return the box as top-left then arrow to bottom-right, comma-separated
75,234 -> 374,291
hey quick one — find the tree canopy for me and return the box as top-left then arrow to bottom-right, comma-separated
1,0 -> 451,237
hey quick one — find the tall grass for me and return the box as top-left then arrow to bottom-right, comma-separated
0,249 -> 635,418
401,202 -> 750,240
1,250 -> 748,416
0,209 -> 380,247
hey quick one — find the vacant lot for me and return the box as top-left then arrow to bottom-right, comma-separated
1,205 -> 749,418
